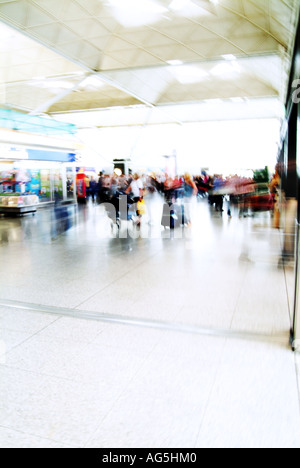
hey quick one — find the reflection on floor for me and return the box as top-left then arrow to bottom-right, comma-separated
0,197 -> 299,448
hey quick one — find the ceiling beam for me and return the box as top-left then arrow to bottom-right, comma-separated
29,76 -> 91,115
0,10 -> 185,122
0,0 -> 297,122
0,16 -> 153,109
219,1 -> 293,52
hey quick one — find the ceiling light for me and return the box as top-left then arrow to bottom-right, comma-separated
222,54 -> 237,61
167,60 -> 184,66
169,0 -> 212,16
109,0 -> 164,11
29,80 -> 74,90
80,76 -> 105,89
169,0 -> 190,10
108,0 -> 167,27
114,168 -> 122,176
204,98 -> 223,105
48,81 -> 74,89
172,65 -> 209,84
211,62 -> 240,78
230,97 -> 245,103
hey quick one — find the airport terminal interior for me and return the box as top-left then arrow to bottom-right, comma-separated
1,0 -> 300,449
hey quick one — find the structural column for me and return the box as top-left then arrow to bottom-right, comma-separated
293,102 -> 300,351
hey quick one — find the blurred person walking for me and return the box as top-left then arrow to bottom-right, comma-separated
164,174 -> 174,203
145,175 -> 158,225
97,172 -> 105,203
90,177 -> 98,203
84,175 -> 90,200
126,173 -> 144,200
110,175 -> 119,196
126,173 -> 144,228
270,167 -> 281,229
183,173 -> 197,226
213,175 -> 225,213
119,175 -> 129,191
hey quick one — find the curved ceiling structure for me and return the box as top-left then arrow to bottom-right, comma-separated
0,0 -> 299,126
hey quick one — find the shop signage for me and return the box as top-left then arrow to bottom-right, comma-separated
0,145 -> 76,162
0,145 -> 29,160
27,149 -> 76,162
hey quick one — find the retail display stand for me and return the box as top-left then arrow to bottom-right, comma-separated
0,195 -> 39,216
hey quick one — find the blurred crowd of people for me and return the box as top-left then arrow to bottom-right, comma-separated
82,172 -> 197,204
80,168 -> 280,227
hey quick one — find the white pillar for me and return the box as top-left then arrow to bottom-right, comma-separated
293,223 -> 300,351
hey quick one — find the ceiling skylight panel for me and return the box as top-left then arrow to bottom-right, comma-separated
171,65 -> 209,83
106,0 -> 168,27
169,0 -> 213,17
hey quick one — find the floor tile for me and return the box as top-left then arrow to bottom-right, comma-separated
0,368 -> 123,446
89,323 -> 163,354
152,331 -> 225,362
0,329 -> 32,357
195,339 -> 300,448
0,308 -> 58,334
0,200 -> 298,448
86,394 -> 203,449
66,342 -> 149,387
36,317 -> 106,345
3,335 -> 88,380
0,426 -> 75,448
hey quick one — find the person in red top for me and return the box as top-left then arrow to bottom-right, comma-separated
173,175 -> 183,189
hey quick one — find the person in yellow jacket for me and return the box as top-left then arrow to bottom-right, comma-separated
270,169 -> 281,229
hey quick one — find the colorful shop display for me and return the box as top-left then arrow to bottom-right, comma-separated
0,194 -> 39,207
0,132 -> 77,213
28,169 -> 41,197
0,164 -> 76,208
40,169 -> 51,202
0,169 -> 44,198
0,169 -> 41,195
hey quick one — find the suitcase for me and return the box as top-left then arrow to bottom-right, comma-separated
162,203 -> 184,229
162,203 -> 172,228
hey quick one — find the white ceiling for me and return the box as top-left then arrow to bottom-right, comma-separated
0,0 -> 299,126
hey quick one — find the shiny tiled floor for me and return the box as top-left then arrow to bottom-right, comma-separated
0,197 -> 299,448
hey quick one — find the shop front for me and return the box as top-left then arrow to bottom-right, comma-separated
0,145 -> 77,215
